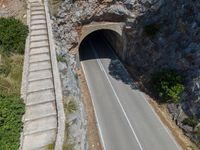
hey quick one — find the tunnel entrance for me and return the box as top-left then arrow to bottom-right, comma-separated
79,29 -> 124,61
79,28 -> 134,92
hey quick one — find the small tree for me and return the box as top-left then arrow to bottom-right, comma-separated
151,69 -> 184,103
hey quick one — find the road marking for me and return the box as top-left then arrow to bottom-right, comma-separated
81,63 -> 107,150
139,92 -> 182,150
101,37 -> 181,150
89,40 -> 144,150
92,38 -> 181,150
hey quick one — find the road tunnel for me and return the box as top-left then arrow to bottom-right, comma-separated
79,29 -> 124,61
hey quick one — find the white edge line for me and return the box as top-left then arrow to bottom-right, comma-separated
96,59 -> 143,150
139,92 -> 182,150
89,40 -> 143,150
81,63 -> 107,150
103,37 -> 181,150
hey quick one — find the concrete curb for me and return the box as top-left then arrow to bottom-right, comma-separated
20,1 -> 30,149
44,0 -> 66,149
21,1 -> 30,102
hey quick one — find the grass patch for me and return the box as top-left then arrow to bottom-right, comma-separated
48,142 -> 55,150
0,91 -> 25,150
0,17 -> 27,149
57,54 -> 66,63
151,69 -> 185,103
62,123 -> 74,150
0,54 -> 11,77
0,17 -> 28,54
0,54 -> 23,95
64,100 -> 77,114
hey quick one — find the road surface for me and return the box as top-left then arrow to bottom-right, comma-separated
80,34 -> 181,150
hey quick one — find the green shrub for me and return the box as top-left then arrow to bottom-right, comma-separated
57,54 -> 66,63
151,69 -> 184,103
0,17 -> 28,54
182,116 -> 199,128
0,91 -> 25,150
66,101 -> 77,113
144,24 -> 160,37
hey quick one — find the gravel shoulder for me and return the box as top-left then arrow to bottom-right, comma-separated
77,67 -> 102,150
147,95 -> 198,150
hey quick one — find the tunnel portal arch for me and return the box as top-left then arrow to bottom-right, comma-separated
78,22 -> 126,60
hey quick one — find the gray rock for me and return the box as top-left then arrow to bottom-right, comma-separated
51,0 -> 200,147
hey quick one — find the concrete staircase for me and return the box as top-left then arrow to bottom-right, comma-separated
21,0 -> 59,149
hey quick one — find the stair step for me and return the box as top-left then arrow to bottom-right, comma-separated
26,89 -> 55,106
30,53 -> 50,63
31,24 -> 47,30
28,79 -> 54,93
29,61 -> 51,71
31,3 -> 43,8
31,10 -> 45,15
30,40 -> 49,49
24,102 -> 56,121
31,7 -> 44,12
29,0 -> 41,3
30,46 -> 49,55
31,35 -> 48,42
31,19 -> 46,25
31,15 -> 45,20
24,115 -> 57,135
28,69 -> 52,82
23,130 -> 56,150
31,29 -> 47,36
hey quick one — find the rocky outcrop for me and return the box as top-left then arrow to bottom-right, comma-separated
52,0 -> 200,147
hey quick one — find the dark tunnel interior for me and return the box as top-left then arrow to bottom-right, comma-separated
79,29 -> 123,61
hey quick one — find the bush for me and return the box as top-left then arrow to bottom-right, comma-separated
151,69 -> 184,103
182,116 -> 199,128
0,17 -> 28,54
0,91 -> 25,150
144,24 -> 160,37
66,101 -> 76,113
57,54 -> 66,63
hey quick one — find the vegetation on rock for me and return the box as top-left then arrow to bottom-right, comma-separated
182,116 -> 199,128
151,69 -> 185,103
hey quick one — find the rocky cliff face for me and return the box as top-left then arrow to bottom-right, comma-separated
52,0 -> 200,146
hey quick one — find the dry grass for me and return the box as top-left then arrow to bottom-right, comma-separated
0,54 -> 23,95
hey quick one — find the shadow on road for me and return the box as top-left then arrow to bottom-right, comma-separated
79,31 -> 139,90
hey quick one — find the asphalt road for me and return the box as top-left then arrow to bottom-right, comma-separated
80,34 -> 181,150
